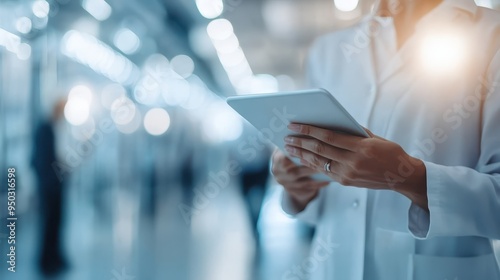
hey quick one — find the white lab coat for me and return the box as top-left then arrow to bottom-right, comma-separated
282,1 -> 500,279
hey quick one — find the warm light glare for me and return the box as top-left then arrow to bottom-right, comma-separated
419,34 -> 467,75
334,0 -> 359,12
196,0 -> 224,19
144,108 -> 171,136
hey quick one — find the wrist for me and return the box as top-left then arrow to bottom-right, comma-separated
285,188 -> 319,213
395,157 -> 429,211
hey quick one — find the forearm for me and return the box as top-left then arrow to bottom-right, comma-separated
394,157 -> 429,212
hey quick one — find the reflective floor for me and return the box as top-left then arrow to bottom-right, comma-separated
0,180 -> 313,280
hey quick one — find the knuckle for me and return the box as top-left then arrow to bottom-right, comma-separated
344,169 -> 357,180
310,155 -> 321,166
324,132 -> 336,144
350,158 -> 363,170
288,168 -> 300,178
312,141 -> 325,154
272,151 -> 283,163
339,177 -> 351,186
271,164 -> 279,175
302,125 -> 311,135
360,141 -> 376,157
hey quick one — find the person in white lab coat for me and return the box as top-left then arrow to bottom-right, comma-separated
272,0 -> 500,279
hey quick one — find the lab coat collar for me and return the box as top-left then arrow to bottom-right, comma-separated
416,0 -> 478,32
448,0 -> 478,17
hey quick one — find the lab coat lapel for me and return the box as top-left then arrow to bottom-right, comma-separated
377,37 -> 416,86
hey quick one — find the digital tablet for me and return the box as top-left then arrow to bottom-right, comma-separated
226,88 -> 369,180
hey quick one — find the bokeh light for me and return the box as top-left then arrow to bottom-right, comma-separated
16,17 -> 32,34
110,96 -> 136,125
114,28 -> 141,55
171,55 -> 195,78
64,85 -> 93,126
32,0 -> 50,18
143,108 -> 171,136
195,0 -> 224,19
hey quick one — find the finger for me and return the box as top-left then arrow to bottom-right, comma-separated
364,127 -> 375,138
289,178 -> 331,190
280,166 -> 319,182
272,150 -> 296,171
301,158 -> 342,176
288,123 -> 363,151
285,136 -> 350,162
286,145 -> 332,171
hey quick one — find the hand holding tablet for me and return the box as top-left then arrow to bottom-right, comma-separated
226,88 -> 369,181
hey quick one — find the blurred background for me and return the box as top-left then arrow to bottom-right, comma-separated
0,0 -> 499,279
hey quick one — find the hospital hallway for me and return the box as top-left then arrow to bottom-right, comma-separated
0,179 -> 314,280
2,0 -> 500,279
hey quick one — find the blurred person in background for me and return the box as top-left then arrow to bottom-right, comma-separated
236,141 -> 272,247
31,99 -> 69,276
272,0 -> 500,279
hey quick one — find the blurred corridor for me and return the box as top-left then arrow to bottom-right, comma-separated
1,0 -> 500,279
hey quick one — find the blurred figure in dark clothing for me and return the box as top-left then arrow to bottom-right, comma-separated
240,161 -> 270,244
238,146 -> 272,247
31,100 -> 69,276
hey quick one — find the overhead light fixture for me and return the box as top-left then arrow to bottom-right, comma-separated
207,19 -> 233,40
82,0 -> 112,21
32,0 -> 50,18
113,28 -> 141,55
334,0 -> 359,12
0,28 -> 31,60
196,0 -> 224,19
16,17 -> 32,34
62,30 -> 139,85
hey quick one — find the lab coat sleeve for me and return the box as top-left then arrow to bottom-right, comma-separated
408,51 -> 500,240
281,188 -> 324,226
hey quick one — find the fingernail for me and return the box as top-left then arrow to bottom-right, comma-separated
288,124 -> 301,132
284,136 -> 294,144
